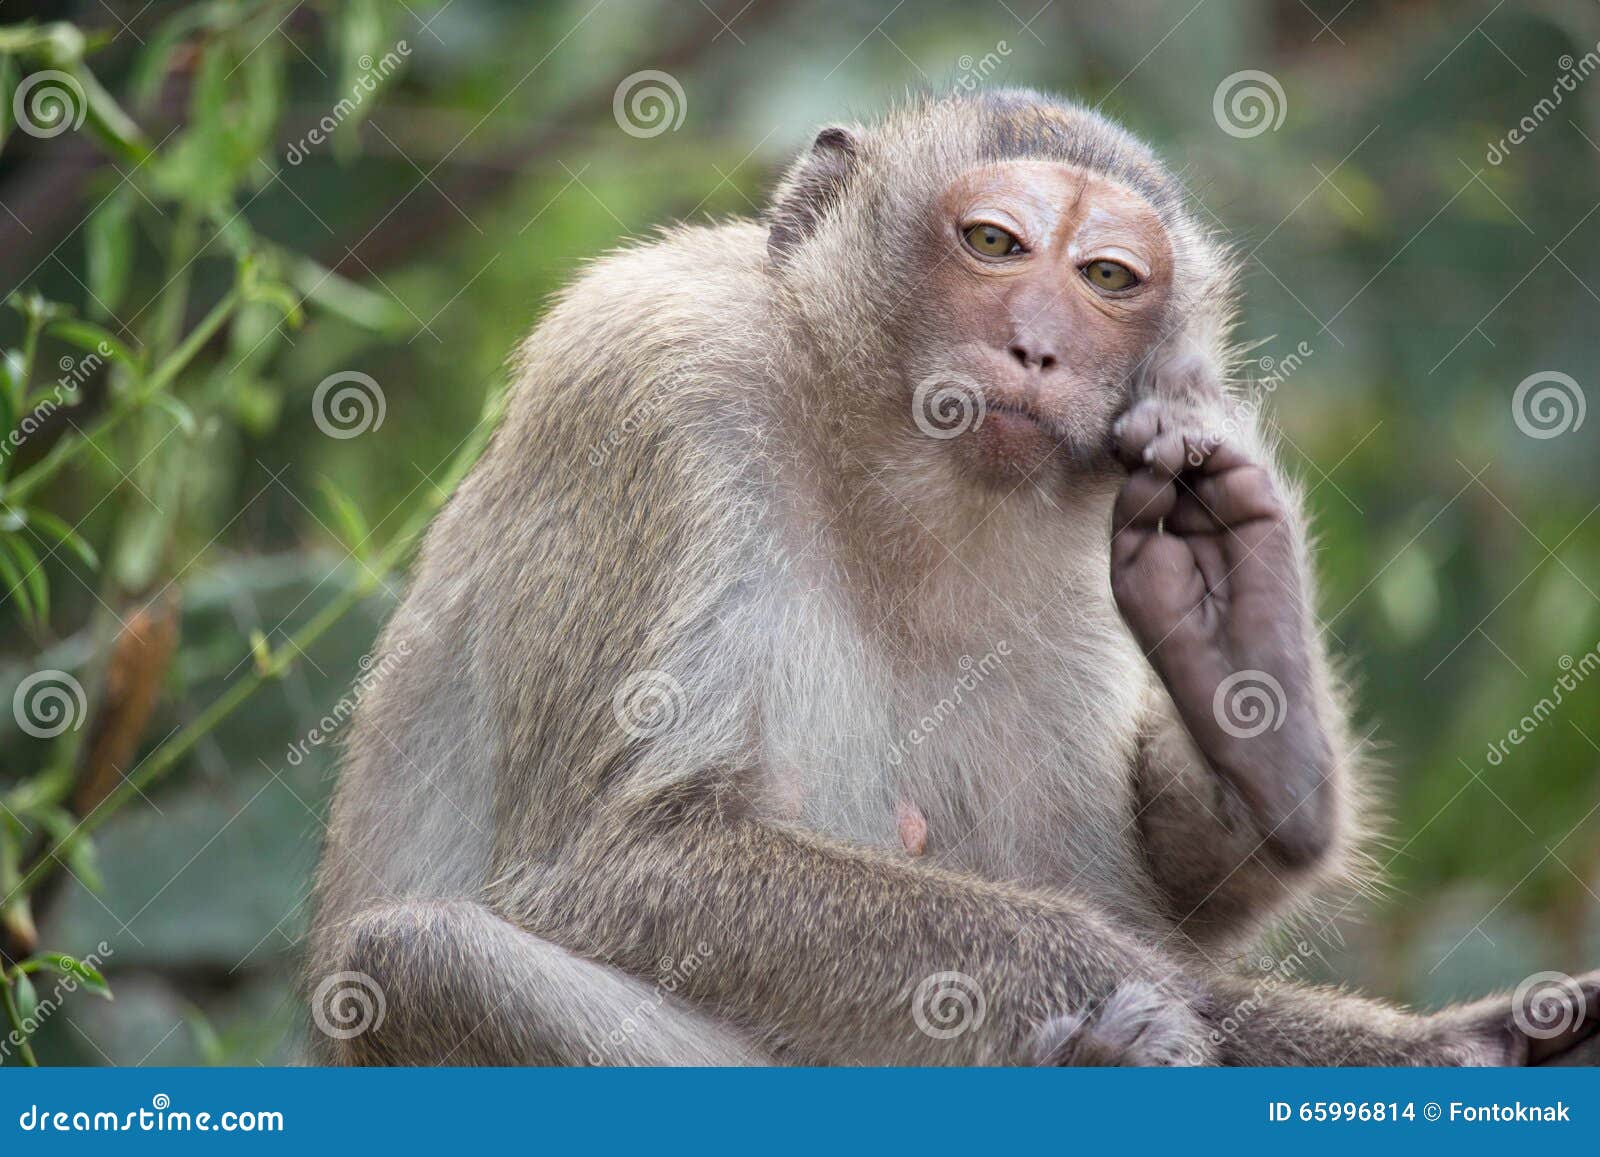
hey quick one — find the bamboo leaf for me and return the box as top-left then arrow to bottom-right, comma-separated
0,349 -> 19,434
75,63 -> 150,163
36,952 -> 111,999
290,257 -> 413,335
151,392 -> 198,437
1,533 -> 48,625
0,54 -> 18,154
13,973 -> 37,1021
85,187 -> 134,319
32,807 -> 103,895
318,477 -> 371,559
0,535 -> 35,624
47,318 -> 140,370
22,506 -> 99,569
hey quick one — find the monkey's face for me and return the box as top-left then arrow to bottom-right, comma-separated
905,160 -> 1174,484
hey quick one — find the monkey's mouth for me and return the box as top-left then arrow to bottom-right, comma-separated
983,398 -> 1067,442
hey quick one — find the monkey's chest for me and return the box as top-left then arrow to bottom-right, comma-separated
756,640 -> 1157,909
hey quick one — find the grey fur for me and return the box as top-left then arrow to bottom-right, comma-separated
304,90 -> 1595,1067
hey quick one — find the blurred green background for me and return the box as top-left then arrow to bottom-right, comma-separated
0,0 -> 1597,1064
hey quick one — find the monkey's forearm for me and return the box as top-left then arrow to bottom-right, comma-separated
496,800 -> 1196,1065
1136,706 -> 1307,941
1136,674 -> 1354,944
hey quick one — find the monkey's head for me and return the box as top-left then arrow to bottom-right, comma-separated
767,89 -> 1228,488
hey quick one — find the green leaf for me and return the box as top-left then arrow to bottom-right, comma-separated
110,500 -> 169,593
46,318 -> 140,370
85,187 -> 134,319
225,377 -> 280,436
151,392 -> 198,437
0,53 -> 18,154
290,257 -> 413,335
0,533 -> 48,626
153,27 -> 281,205
318,478 -> 371,558
128,5 -> 212,110
22,507 -> 99,569
12,973 -> 37,1022
0,534 -> 35,624
240,278 -> 303,327
21,23 -> 87,68
334,0 -> 398,162
31,806 -> 103,895
65,832 -> 104,896
76,65 -> 150,164
37,952 -> 111,1000
185,1004 -> 223,1064
0,534 -> 45,627
226,300 -> 287,372
0,350 -> 18,435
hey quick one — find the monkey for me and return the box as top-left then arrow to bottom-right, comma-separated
303,88 -> 1600,1067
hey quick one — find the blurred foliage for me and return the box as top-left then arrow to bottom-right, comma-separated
0,0 -> 1596,1063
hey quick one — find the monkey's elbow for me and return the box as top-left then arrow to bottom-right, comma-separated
1261,796 -> 1338,872
1263,823 -> 1334,872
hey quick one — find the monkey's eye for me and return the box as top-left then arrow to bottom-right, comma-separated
1083,260 -> 1139,291
963,223 -> 1023,258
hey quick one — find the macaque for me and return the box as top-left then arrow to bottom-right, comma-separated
305,89 -> 1599,1066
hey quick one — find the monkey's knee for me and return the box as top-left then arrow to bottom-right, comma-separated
311,899 -> 771,1066
1031,981 -> 1216,1067
309,900 -> 480,1065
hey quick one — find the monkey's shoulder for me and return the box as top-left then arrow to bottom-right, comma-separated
533,221 -> 769,356
504,221 -> 775,436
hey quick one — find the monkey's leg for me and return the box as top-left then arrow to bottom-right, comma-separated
497,799 -> 1217,1066
313,898 -> 772,1065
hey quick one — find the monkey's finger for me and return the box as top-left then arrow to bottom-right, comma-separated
1143,429 -> 1199,479
1110,404 -> 1160,470
1165,487 -> 1225,536
1188,462 -> 1285,529
1112,468 -> 1177,536
1189,438 -> 1254,477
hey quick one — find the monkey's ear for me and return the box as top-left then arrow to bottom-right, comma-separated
767,126 -> 860,264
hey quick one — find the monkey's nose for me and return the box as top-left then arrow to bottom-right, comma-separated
1007,340 -> 1058,373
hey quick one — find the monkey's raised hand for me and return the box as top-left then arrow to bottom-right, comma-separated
1108,417 -> 1335,867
